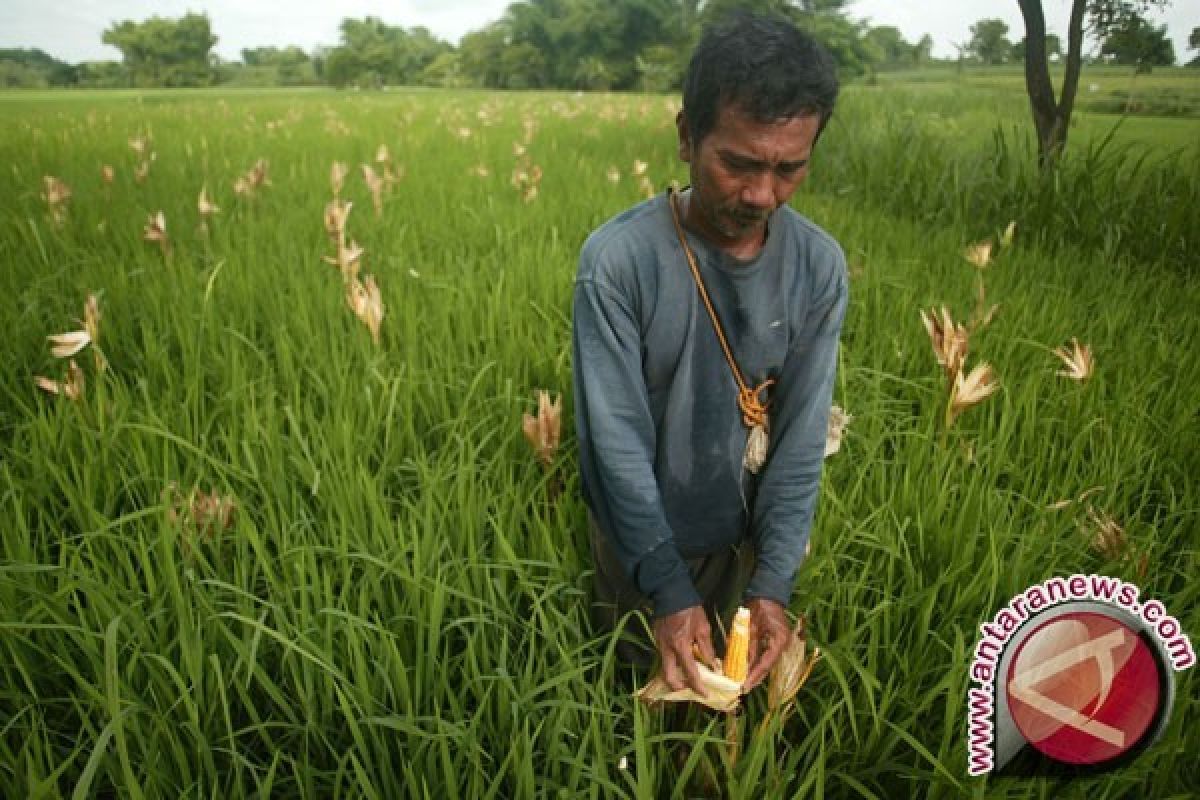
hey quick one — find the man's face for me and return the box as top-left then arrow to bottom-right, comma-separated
677,102 -> 821,251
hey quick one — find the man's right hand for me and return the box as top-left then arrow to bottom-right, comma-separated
652,605 -> 716,697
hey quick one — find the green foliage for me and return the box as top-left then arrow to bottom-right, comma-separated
636,45 -> 682,92
101,13 -> 218,87
0,60 -> 47,88
864,26 -> 916,68
967,18 -> 1014,65
799,12 -> 877,77
500,42 -> 550,89
419,52 -> 467,88
323,18 -> 453,89
694,0 -> 883,78
1085,0 -> 1172,39
228,47 -> 318,87
448,0 -> 913,91
811,84 -> 1199,272
3,1 -> 933,92
75,61 -> 127,89
699,0 -> 797,26
0,48 -> 76,87
1013,33 -> 1062,62
1100,13 -> 1176,70
458,24 -> 510,89
240,46 -> 309,68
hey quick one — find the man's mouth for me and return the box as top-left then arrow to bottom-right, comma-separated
728,209 -> 770,227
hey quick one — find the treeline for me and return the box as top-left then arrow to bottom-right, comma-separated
963,15 -> 1179,70
4,2 -> 1195,91
0,1 -> 937,91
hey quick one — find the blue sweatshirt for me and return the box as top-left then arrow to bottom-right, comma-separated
572,191 -> 848,617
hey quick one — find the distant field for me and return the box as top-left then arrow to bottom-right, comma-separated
875,64 -> 1200,143
873,65 -> 1200,148
1,85 -> 1196,797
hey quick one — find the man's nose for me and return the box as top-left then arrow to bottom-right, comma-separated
740,172 -> 775,210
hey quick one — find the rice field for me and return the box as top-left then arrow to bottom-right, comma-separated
1,85 -> 1197,798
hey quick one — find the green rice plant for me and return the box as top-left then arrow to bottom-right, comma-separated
0,86 -> 1196,798
811,86 -> 1200,274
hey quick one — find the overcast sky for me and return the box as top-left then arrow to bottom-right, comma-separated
1,0 -> 1195,65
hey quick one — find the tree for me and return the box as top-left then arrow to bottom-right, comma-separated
574,56 -> 615,90
913,34 -> 934,65
864,26 -> 915,68
500,42 -> 550,88
450,0 -> 872,89
102,13 -> 217,87
699,0 -> 798,25
1100,13 -> 1175,70
1016,0 -> 1170,168
418,52 -> 461,87
966,18 -> 1013,64
1189,26 -> 1200,66
238,46 -> 315,85
637,44 -> 683,91
76,61 -> 126,88
323,18 -> 451,88
800,12 -> 877,77
0,48 -> 76,86
458,23 -> 510,88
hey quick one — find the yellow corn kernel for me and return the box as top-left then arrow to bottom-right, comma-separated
723,607 -> 751,685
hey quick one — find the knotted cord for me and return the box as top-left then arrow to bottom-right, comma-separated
667,188 -> 774,431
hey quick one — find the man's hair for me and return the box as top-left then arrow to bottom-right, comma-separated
682,12 -> 839,146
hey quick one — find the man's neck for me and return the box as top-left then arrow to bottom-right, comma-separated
678,188 -> 768,262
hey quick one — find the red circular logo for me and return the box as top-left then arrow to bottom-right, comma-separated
1005,612 -> 1161,765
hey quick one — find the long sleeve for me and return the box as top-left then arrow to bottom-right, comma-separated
744,257 -> 848,605
572,271 -> 701,616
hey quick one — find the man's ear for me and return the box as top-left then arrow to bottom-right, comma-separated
676,110 -> 692,163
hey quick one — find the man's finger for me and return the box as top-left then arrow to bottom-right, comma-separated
746,623 -> 759,678
662,648 -> 685,691
744,633 -> 787,691
694,626 -> 716,671
680,643 -> 709,697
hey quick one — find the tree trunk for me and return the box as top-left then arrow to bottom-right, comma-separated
1017,0 -> 1087,169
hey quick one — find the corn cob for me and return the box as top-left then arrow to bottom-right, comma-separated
724,606 -> 751,685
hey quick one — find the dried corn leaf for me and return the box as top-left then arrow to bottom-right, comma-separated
767,615 -> 820,712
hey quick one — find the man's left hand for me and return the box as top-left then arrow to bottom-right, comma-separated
742,597 -> 790,692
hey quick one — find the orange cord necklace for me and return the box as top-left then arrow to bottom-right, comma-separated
668,188 -> 774,473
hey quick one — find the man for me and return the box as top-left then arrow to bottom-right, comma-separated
572,12 -> 848,697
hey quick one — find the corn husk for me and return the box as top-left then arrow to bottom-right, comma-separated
636,662 -> 743,713
743,423 -> 769,473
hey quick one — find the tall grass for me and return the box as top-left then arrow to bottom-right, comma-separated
811,87 -> 1200,273
1,87 -> 1196,797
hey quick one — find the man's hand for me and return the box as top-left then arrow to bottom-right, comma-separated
653,605 -> 716,696
743,597 -> 790,692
